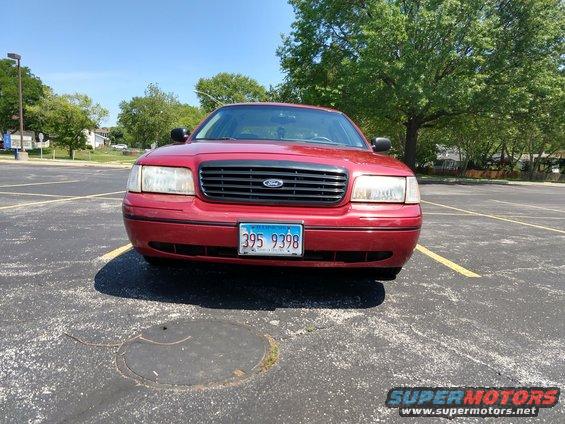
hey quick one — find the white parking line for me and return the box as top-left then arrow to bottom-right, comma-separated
0,180 -> 81,188
0,191 -> 72,198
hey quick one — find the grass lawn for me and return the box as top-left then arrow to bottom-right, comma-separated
0,147 -> 140,164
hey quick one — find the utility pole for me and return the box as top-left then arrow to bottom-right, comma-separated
7,52 -> 28,160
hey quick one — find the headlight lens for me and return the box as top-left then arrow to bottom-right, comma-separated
126,164 -> 141,192
405,176 -> 420,204
126,165 -> 194,195
352,175 -> 413,203
142,166 -> 195,194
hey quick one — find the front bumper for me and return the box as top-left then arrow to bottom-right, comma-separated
123,193 -> 422,268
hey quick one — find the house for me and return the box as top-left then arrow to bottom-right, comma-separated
94,127 -> 111,138
84,129 -> 109,149
433,145 -> 464,170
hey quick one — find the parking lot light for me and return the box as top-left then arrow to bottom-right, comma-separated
6,52 -> 27,160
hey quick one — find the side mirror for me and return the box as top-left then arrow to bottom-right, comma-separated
171,127 -> 190,143
371,137 -> 391,152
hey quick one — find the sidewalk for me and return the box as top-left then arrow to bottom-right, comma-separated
0,157 -> 132,169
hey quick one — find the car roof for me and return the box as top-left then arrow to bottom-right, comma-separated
219,102 -> 342,114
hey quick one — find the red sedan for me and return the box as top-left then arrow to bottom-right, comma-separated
123,103 -> 421,279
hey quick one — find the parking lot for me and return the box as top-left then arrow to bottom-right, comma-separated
0,162 -> 563,423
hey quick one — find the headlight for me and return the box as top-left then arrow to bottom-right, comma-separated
127,165 -> 195,195
126,164 -> 141,192
351,175 -> 420,203
405,176 -> 420,204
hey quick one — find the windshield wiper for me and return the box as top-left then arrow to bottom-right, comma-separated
196,137 -> 238,141
307,140 -> 339,145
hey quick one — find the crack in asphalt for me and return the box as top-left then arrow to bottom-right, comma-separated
409,324 -> 523,385
63,332 -> 135,349
280,324 -> 338,341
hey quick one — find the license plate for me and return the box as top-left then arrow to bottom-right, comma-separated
238,223 -> 303,256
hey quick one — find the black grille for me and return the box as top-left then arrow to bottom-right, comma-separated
199,160 -> 348,205
148,242 -> 392,263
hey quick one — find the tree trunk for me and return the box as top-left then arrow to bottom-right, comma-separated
403,118 -> 419,171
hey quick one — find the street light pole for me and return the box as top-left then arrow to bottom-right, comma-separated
7,52 -> 27,160
194,90 -> 225,107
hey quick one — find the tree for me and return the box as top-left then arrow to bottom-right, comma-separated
431,115 -> 506,172
172,104 -> 205,132
118,83 -> 204,148
28,92 -> 108,157
0,59 -> 47,133
195,73 -> 268,112
513,76 -> 565,179
108,126 -> 126,145
266,81 -> 303,103
279,0 -> 564,170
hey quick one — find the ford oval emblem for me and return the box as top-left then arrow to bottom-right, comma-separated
263,178 -> 284,188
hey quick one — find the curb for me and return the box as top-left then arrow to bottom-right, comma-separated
417,177 -> 563,188
0,158 -> 132,169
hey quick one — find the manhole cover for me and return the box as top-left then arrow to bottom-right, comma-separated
116,320 -> 271,389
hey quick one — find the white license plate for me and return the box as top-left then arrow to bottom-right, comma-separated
238,223 -> 303,256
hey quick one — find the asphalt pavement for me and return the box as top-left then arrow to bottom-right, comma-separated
0,162 -> 563,423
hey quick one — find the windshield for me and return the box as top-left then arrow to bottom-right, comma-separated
193,105 -> 368,149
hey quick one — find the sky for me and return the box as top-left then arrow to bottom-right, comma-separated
2,0 -> 295,126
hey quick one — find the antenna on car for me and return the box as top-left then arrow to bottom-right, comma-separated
194,90 -> 225,106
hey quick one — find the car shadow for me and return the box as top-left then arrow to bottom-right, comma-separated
94,250 -> 386,311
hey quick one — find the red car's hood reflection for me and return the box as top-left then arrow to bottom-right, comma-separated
141,140 -> 413,176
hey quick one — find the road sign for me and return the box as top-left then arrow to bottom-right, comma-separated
2,133 -> 11,149
38,132 -> 45,159
10,133 -> 33,150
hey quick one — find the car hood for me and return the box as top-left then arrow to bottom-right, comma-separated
140,140 -> 413,176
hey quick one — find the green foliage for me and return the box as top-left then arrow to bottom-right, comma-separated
266,81 -> 303,103
108,126 -> 126,145
279,0 -> 565,170
28,93 -> 108,157
415,133 -> 439,168
196,72 -> 268,112
172,103 -> 206,132
0,59 -> 47,133
118,83 -> 205,148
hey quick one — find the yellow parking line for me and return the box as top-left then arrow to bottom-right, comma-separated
424,212 -> 565,219
0,191 -> 125,211
492,199 -> 565,214
422,200 -> 565,234
99,243 -> 132,261
0,180 -> 81,188
416,244 -> 481,278
424,212 -> 470,216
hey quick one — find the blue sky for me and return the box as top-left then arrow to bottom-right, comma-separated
2,0 -> 295,125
